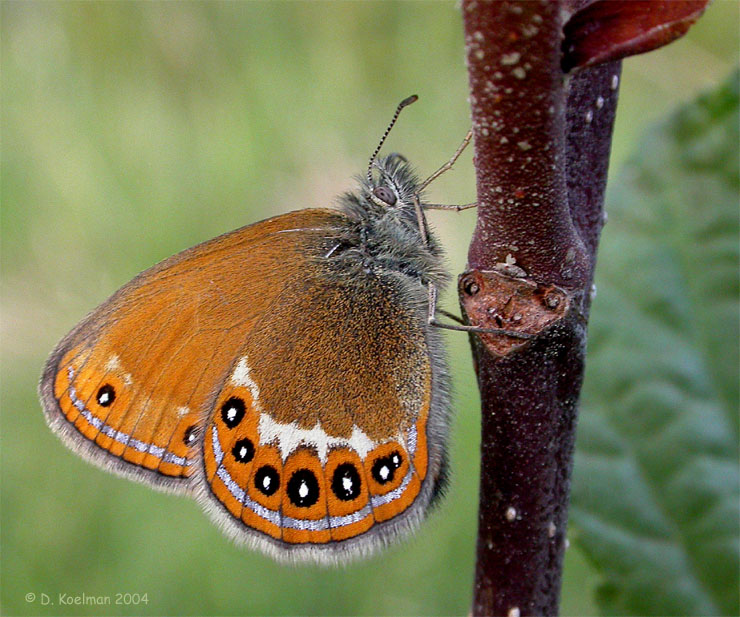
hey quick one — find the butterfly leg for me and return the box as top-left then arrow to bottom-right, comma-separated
422,202 -> 477,211
413,193 -> 430,246
417,130 -> 473,193
426,279 -> 533,340
436,308 -> 466,325
413,195 -> 528,338
413,133 -> 531,340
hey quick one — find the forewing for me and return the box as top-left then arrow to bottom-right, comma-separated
40,209 -> 345,492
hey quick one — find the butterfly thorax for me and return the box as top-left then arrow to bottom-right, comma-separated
335,155 -> 448,289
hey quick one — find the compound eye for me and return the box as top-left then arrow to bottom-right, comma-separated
373,186 -> 397,205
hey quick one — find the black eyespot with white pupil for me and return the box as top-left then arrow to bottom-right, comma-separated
372,451 -> 403,485
373,186 -> 397,205
331,463 -> 362,501
255,466 -> 280,496
183,425 -> 198,446
232,438 -> 255,463
96,384 -> 115,407
287,469 -> 319,507
221,397 -> 245,428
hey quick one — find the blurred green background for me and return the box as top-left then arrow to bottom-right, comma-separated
1,2 -> 737,616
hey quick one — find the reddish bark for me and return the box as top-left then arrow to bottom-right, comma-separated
460,1 -> 707,615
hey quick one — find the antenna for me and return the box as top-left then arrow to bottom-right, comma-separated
366,95 -> 418,185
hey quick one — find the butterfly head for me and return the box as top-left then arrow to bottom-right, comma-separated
359,94 -> 424,218
366,153 -> 422,213
334,154 -> 446,289
329,96 -> 447,285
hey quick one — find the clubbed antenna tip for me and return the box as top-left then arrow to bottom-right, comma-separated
400,94 -> 419,108
367,95 -> 419,185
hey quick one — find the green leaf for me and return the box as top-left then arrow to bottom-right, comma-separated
572,71 -> 739,616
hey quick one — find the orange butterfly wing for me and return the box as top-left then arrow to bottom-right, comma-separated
198,236 -> 449,562
40,209 -> 347,492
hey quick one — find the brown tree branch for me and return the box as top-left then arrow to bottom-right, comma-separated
460,1 -> 709,615
464,0 -> 590,288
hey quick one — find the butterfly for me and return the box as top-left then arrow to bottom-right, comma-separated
39,96 -> 506,564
